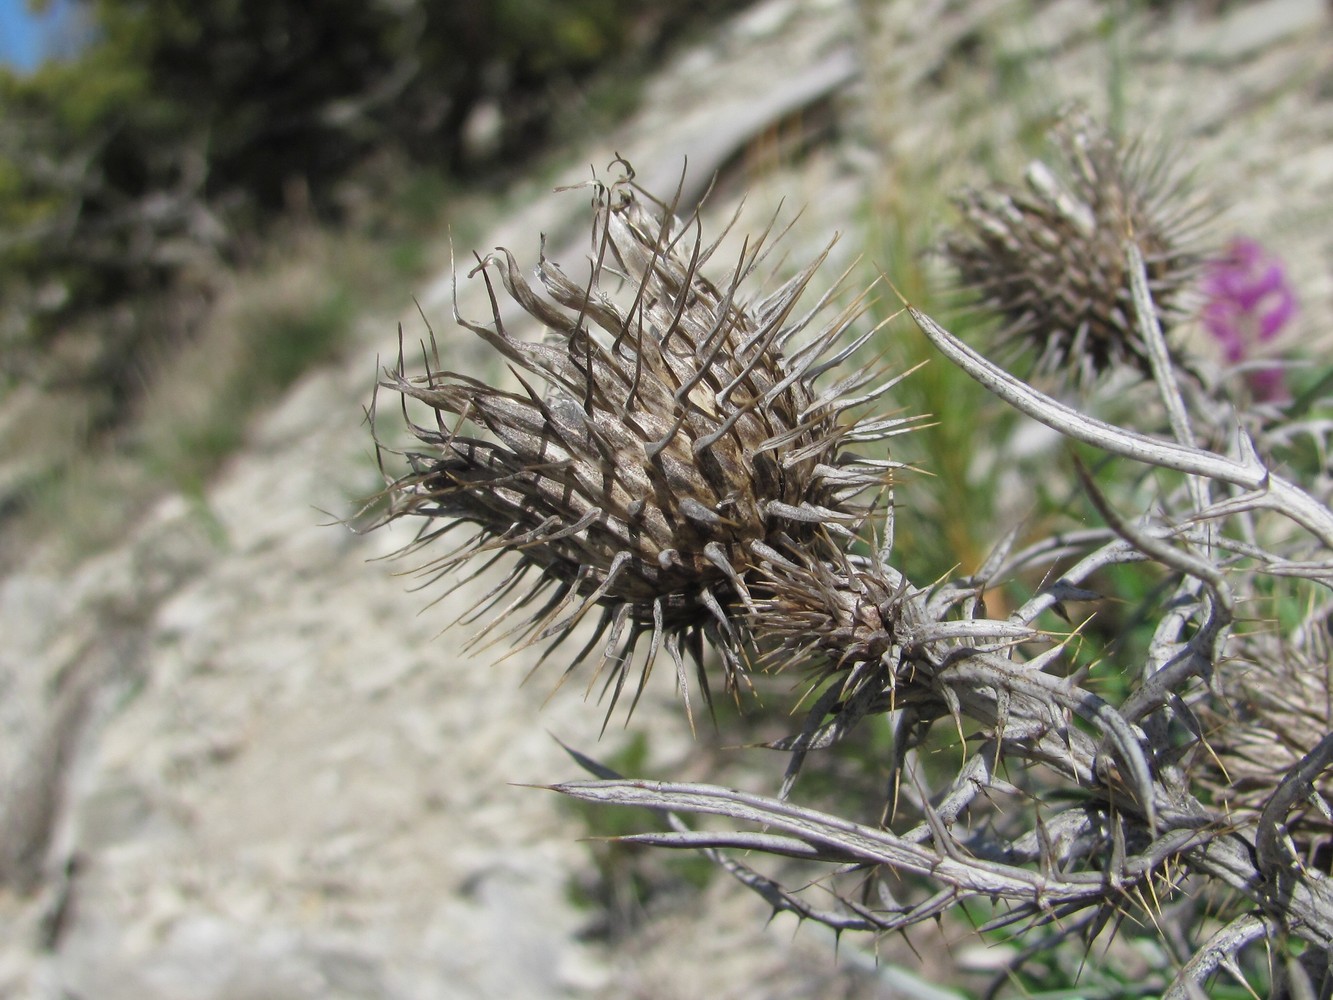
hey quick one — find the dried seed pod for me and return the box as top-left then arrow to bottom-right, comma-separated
1202,621 -> 1333,870
369,164 -> 909,721
944,112 -> 1206,386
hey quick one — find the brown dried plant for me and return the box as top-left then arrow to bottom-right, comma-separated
366,161 -> 913,723
1204,618 -> 1333,872
943,111 -> 1207,386
364,155 -> 1333,997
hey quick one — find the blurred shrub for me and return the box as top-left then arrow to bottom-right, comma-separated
0,0 -> 749,432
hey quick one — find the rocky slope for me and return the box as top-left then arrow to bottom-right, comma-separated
2,1 -> 1331,997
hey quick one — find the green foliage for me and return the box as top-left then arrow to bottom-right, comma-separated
0,0 -> 752,569
492,0 -> 628,74
134,245 -> 357,495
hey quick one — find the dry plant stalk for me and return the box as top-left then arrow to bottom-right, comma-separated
364,152 -> 1333,997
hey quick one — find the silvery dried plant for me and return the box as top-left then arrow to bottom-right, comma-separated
365,154 -> 1333,997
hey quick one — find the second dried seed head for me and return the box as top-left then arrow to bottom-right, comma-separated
944,113 -> 1206,386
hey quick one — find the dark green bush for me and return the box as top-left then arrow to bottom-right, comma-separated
0,0 -> 749,425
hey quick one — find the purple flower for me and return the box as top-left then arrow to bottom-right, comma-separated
1201,237 -> 1297,402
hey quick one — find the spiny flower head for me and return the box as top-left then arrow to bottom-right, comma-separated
370,163 -> 910,721
944,112 -> 1206,386
1203,622 -> 1333,869
747,539 -> 906,704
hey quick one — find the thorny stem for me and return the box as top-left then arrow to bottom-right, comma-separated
1129,240 -> 1205,490
555,283 -> 1333,986
539,290 -> 1333,990
1162,913 -> 1275,1000
909,304 -> 1333,555
1256,734 -> 1333,877
376,166 -> 1333,993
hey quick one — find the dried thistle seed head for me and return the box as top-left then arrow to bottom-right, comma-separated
943,111 -> 1206,386
369,163 -> 906,720
1202,623 -> 1333,869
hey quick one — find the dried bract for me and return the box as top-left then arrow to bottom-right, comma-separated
369,164 -> 907,718
748,539 -> 907,704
